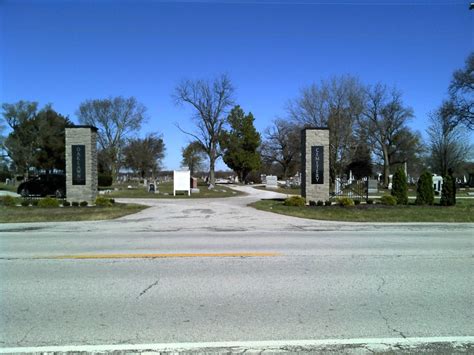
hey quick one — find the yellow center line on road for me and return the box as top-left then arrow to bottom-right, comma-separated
37,252 -> 282,260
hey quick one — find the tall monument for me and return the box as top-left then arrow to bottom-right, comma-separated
65,126 -> 98,204
301,128 -> 330,203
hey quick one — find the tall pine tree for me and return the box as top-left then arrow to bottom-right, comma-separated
220,106 -> 261,183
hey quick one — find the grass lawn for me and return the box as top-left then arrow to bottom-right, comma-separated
107,181 -> 241,199
372,186 -> 473,197
0,183 -> 18,193
0,203 -> 147,223
250,199 -> 474,223
253,185 -> 301,195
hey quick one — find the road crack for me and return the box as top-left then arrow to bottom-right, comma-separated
378,309 -> 407,339
376,276 -> 407,339
137,280 -> 159,298
17,326 -> 35,346
377,276 -> 386,293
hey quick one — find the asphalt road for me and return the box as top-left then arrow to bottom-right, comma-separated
0,186 -> 473,350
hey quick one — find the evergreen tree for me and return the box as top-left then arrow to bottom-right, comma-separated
346,143 -> 372,179
220,106 -> 261,183
416,171 -> 434,205
2,102 -> 71,176
123,133 -> 166,179
391,168 -> 408,205
440,169 -> 456,206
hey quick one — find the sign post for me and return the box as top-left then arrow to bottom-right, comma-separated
301,128 -> 330,203
65,126 -> 98,204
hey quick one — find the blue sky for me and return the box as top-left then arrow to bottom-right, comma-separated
1,0 -> 473,170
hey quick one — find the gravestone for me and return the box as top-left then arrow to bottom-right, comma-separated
432,175 -> 443,195
190,177 -> 200,194
65,126 -> 98,204
148,183 -> 155,193
367,179 -> 378,194
173,170 -> 190,196
265,175 -> 278,189
301,128 -> 330,203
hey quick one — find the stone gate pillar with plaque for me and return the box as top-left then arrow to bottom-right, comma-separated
301,128 -> 330,203
65,126 -> 98,204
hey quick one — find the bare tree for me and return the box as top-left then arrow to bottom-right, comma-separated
427,109 -> 472,176
1,101 -> 38,130
359,84 -> 416,186
440,52 -> 474,130
287,75 -> 365,181
173,74 -> 234,185
181,141 -> 207,176
261,119 -> 300,179
76,96 -> 147,181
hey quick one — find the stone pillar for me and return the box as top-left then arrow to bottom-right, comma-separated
301,128 -> 330,203
65,126 -> 98,204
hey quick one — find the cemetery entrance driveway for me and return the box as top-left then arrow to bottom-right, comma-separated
113,184 -> 331,233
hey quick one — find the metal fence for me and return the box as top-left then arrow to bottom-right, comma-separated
331,178 -> 368,201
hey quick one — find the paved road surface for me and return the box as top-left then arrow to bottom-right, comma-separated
0,186 -> 473,350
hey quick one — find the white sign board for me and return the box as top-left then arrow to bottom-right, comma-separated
266,175 -> 278,189
173,170 -> 190,196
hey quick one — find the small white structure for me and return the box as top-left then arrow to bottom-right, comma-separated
266,175 -> 278,189
387,174 -> 393,190
335,178 -> 342,195
348,170 -> 354,184
173,170 -> 190,196
432,175 -> 443,195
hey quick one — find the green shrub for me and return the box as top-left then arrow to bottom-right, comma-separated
309,200 -> 316,206
38,197 -> 60,208
440,174 -> 456,206
325,200 -> 331,206
354,199 -> 361,205
283,196 -> 306,207
416,171 -> 434,205
367,199 -> 374,205
317,200 -> 324,206
0,169 -> 12,182
391,168 -> 408,205
109,198 -> 115,204
31,199 -> 39,206
72,201 -> 79,207
80,201 -> 88,207
337,197 -> 355,207
1,195 -> 18,207
21,200 -> 30,207
98,173 -> 113,187
95,196 -> 113,207
380,195 -> 397,206
62,200 -> 71,207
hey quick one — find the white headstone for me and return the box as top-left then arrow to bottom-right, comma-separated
266,175 -> 278,189
173,170 -> 190,196
432,175 -> 443,194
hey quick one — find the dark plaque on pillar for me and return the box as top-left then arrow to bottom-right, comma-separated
311,146 -> 324,184
72,145 -> 86,185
